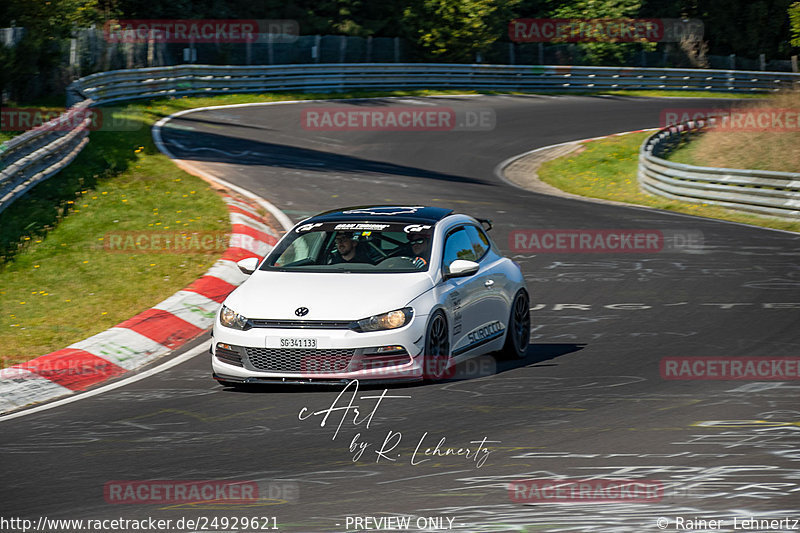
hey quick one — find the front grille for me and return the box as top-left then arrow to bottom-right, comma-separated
244,348 -> 355,373
247,319 -> 353,329
215,346 -> 244,367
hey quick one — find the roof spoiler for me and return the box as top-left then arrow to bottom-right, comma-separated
476,218 -> 493,232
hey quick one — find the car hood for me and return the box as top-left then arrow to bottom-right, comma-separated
223,270 -> 435,320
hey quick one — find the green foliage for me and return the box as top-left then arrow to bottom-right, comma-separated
790,2 -> 800,47
547,0 -> 655,65
0,0 -> 105,103
401,0 -> 519,61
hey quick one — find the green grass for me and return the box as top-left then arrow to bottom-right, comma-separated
666,137 -> 708,166
595,90 -> 767,99
537,132 -> 800,233
0,103 -> 233,365
482,89 -> 768,99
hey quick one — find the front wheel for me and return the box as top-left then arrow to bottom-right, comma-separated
423,311 -> 451,381
499,290 -> 530,359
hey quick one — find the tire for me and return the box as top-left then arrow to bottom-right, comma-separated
423,311 -> 451,381
500,290 -> 530,359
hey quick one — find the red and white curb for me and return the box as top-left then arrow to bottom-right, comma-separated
0,194 -> 280,414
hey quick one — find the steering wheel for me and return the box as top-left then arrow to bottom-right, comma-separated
377,256 -> 427,268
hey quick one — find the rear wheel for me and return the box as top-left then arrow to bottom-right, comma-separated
424,311 -> 451,381
500,290 -> 530,359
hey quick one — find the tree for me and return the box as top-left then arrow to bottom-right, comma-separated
547,0 -> 655,65
0,0 -> 104,103
401,0 -> 519,61
790,1 -> 800,47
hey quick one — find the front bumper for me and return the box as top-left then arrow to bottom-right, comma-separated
211,314 -> 427,382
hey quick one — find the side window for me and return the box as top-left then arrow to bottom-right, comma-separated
273,232 -> 325,266
442,228 -> 477,271
464,225 -> 490,261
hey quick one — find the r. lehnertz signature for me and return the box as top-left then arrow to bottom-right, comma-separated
297,379 -> 498,468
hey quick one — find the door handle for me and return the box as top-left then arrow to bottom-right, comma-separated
484,279 -> 495,288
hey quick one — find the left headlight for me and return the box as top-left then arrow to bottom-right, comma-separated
352,308 -> 413,332
219,305 -> 248,330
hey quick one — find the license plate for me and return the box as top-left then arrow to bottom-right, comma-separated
279,337 -> 318,349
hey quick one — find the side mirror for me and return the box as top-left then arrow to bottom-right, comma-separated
446,259 -> 480,279
237,257 -> 259,275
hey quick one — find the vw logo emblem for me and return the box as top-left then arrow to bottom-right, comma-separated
295,307 -> 309,317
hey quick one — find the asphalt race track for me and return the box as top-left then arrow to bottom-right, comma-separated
3,95 -> 800,532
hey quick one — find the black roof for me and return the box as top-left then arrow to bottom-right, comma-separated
307,205 -> 454,224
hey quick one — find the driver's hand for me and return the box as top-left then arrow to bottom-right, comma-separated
412,257 -> 427,268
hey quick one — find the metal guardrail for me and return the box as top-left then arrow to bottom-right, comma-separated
2,63 -> 800,214
0,100 -> 94,214
638,121 -> 800,219
66,64 -> 800,106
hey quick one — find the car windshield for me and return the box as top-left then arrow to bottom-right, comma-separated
261,221 -> 434,273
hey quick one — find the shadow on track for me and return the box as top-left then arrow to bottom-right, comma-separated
163,128 -> 493,185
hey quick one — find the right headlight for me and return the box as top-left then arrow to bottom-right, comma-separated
352,308 -> 413,332
219,305 -> 248,330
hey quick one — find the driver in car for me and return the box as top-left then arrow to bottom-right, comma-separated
328,233 -> 373,264
406,233 -> 431,269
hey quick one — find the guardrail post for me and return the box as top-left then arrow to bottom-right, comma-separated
147,35 -> 154,67
792,55 -> 798,73
268,36 -> 274,65
367,36 -> 373,62
313,35 -> 320,63
729,54 -> 735,70
509,42 -> 515,65
759,53 -> 766,71
127,39 -> 135,68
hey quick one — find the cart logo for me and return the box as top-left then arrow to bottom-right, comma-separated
295,307 -> 309,317
404,224 -> 432,233
296,222 -> 323,233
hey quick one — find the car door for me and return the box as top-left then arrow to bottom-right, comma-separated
464,224 -> 509,327
440,226 -> 488,357
459,224 -> 509,354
